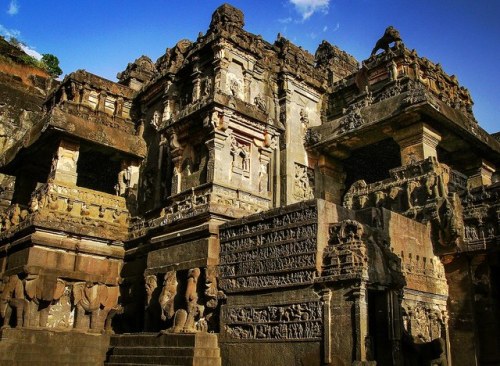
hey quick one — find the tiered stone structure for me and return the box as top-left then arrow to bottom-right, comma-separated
0,4 -> 498,366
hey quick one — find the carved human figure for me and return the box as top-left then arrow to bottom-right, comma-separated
115,161 -> 131,196
259,161 -> 269,193
300,109 -> 309,137
230,136 -> 250,173
151,110 -> 161,130
230,79 -> 240,97
254,94 -> 267,112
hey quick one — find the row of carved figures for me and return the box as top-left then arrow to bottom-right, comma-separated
0,274 -> 120,333
0,196 -> 128,233
344,170 -> 449,212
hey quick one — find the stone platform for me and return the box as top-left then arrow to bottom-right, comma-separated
0,327 -> 110,365
105,332 -> 221,366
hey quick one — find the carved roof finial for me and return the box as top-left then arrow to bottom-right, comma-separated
210,3 -> 245,31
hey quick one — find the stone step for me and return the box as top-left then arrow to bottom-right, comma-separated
105,364 -> 177,366
110,346 -> 220,358
110,333 -> 218,349
9,363 -> 100,366
108,355 -> 221,366
0,328 -> 109,365
0,352 -> 104,365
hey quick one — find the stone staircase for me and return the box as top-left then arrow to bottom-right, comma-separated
0,327 -> 110,365
105,332 -> 221,366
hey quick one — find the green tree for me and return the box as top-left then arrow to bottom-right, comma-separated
41,53 -> 62,77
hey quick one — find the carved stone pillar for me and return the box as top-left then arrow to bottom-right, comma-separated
97,91 -> 107,113
243,71 -> 252,103
168,130 -> 184,195
467,159 -> 495,189
162,80 -> 173,123
315,154 -> 345,205
171,158 -> 182,195
258,146 -> 272,194
192,67 -> 201,102
205,138 -> 216,184
353,282 -> 369,362
49,140 -> 80,185
394,122 -> 441,166
212,43 -> 229,93
321,289 -> 332,365
80,85 -> 91,107
212,130 -> 228,184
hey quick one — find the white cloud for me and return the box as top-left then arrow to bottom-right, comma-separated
0,24 -> 20,39
0,25 -> 42,60
7,0 -> 19,15
332,22 -> 340,32
289,0 -> 329,20
278,17 -> 293,24
323,25 -> 328,32
19,43 -> 42,60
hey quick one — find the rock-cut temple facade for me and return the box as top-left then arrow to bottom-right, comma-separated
0,4 -> 499,366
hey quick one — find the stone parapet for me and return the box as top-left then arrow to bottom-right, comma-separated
0,181 -> 129,241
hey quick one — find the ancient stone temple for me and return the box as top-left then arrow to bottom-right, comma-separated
0,4 -> 499,366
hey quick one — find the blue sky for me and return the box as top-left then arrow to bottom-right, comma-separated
0,0 -> 498,133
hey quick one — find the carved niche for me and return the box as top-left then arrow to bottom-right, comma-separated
224,301 -> 323,340
230,134 -> 251,178
293,162 -> 315,200
322,220 -> 368,281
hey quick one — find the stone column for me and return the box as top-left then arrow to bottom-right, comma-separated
321,289 -> 332,365
49,140 -> 80,185
316,154 -> 345,205
97,91 -> 107,113
243,71 -> 252,103
192,62 -> 201,102
466,159 -> 495,189
169,131 -> 184,195
212,43 -> 229,93
258,146 -> 272,194
206,129 -> 228,186
353,282 -> 369,362
394,122 -> 441,166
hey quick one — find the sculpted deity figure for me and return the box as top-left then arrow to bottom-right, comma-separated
115,161 -> 131,196
150,110 -> 161,130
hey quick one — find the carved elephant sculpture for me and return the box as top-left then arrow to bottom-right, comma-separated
159,271 -> 177,322
0,275 -> 28,328
24,275 -> 65,327
73,282 -> 119,332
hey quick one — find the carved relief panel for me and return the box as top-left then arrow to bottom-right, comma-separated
223,301 -> 323,340
293,162 -> 315,200
229,134 -> 251,179
219,203 -> 318,292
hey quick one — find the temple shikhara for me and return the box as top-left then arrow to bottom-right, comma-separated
0,4 -> 499,366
